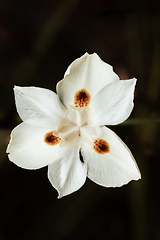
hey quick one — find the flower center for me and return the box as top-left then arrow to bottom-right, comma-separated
57,106 -> 100,148
44,105 -> 110,154
44,89 -> 110,152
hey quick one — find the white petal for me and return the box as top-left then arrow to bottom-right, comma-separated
57,53 -> 119,108
81,126 -> 141,188
80,124 -> 102,147
14,86 -> 66,128
48,147 -> 87,198
90,78 -> 137,126
7,122 -> 62,169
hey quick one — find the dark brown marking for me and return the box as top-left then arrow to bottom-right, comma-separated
74,89 -> 90,107
44,131 -> 61,146
79,149 -> 84,163
94,139 -> 110,154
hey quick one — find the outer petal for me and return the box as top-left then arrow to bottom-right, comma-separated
81,126 -> 141,188
90,78 -> 137,126
57,53 -> 119,108
48,147 -> 87,198
14,86 -> 66,128
7,122 -> 63,169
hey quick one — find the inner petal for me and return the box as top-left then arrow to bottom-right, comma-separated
80,124 -> 102,147
74,89 -> 91,107
57,119 -> 80,148
67,106 -> 91,127
94,139 -> 110,154
58,120 -> 77,136
60,129 -> 80,148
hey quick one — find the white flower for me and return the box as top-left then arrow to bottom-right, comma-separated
7,53 -> 141,198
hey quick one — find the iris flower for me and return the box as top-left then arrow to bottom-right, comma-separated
7,53 -> 141,198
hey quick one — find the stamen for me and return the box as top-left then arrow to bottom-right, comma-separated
94,139 -> 110,154
74,89 -> 90,107
44,131 -> 61,146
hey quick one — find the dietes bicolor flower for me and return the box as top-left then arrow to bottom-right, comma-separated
7,53 -> 141,198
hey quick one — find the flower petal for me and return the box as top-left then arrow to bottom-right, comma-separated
7,122 -> 62,169
81,126 -> 141,188
90,78 -> 137,126
48,147 -> 87,198
57,53 -> 119,108
14,86 -> 66,128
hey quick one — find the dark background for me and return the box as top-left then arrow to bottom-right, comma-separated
0,0 -> 160,239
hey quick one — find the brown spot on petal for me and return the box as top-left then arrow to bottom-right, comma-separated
44,131 -> 61,146
74,89 -> 90,107
94,139 -> 110,154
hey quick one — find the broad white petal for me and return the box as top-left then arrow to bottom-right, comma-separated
48,147 -> 87,198
81,126 -> 141,188
7,122 -> 62,169
57,53 -> 119,108
90,78 -> 137,126
14,86 -> 66,128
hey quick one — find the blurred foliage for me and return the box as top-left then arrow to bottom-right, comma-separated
0,0 -> 160,239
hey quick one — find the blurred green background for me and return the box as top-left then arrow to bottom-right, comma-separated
0,0 -> 160,239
